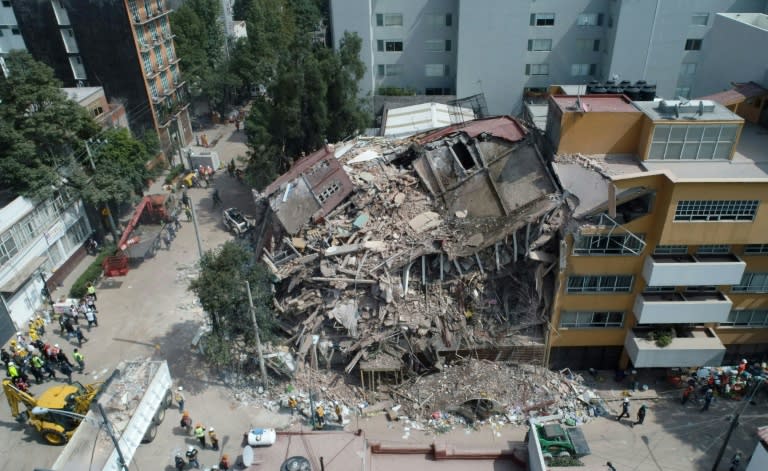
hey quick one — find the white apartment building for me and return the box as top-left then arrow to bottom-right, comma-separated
0,191 -> 92,343
330,0 -> 768,115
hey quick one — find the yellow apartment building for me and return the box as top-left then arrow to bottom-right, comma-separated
542,92 -> 768,370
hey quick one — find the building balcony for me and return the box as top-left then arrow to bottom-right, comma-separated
642,253 -> 746,287
633,291 -> 732,324
625,327 -> 726,368
131,8 -> 171,26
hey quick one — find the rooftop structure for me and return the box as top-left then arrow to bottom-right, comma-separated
382,102 -> 475,137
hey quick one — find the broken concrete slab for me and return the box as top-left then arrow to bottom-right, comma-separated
408,211 -> 442,233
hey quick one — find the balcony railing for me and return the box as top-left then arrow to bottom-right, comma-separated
625,326 -> 725,368
633,291 -> 732,324
642,253 -> 746,287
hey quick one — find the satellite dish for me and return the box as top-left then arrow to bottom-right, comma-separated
242,445 -> 254,466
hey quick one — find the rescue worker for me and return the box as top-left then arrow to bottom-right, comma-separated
219,454 -> 231,471
315,405 -> 325,429
34,353 -> 56,379
335,402 -> 343,424
208,427 -> 219,451
288,396 -> 298,416
185,445 -> 200,469
72,348 -> 85,373
175,386 -> 185,412
174,453 -> 186,471
7,361 -> 19,379
86,282 -> 97,301
194,423 -> 206,448
35,315 -> 46,336
29,354 -> 45,384
180,411 -> 192,434
1,348 -> 10,366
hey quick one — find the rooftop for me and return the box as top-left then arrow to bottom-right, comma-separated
61,86 -> 103,103
633,99 -> 743,122
698,81 -> 768,106
551,94 -> 638,113
416,115 -> 527,144
719,12 -> 768,31
382,102 -> 475,137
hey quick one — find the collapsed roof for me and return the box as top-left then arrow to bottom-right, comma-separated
252,116 -> 566,379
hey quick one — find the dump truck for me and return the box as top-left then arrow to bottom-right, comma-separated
533,422 -> 591,463
50,360 -> 173,471
2,378 -> 102,445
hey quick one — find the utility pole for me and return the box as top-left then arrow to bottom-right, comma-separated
189,196 -> 204,259
85,138 -> 120,243
245,280 -> 268,390
97,403 -> 128,471
711,378 -> 764,471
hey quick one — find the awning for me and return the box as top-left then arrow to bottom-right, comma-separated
0,256 -> 47,293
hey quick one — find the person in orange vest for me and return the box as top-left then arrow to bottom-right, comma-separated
682,384 -> 694,405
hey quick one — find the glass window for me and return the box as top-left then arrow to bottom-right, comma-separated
573,234 -> 645,255
566,275 -> 634,293
425,39 -> 450,51
560,311 -> 624,328
377,40 -> 403,52
722,310 -> 768,326
576,13 -> 602,26
685,38 -> 702,51
732,273 -> 768,292
528,39 -> 552,51
649,124 -> 738,160
376,13 -> 403,27
680,63 -> 697,75
744,244 -> 768,255
674,200 -> 758,222
525,63 -> 549,76
425,64 -> 448,77
696,245 -> 730,254
376,64 -> 402,77
570,63 -> 595,76
654,245 -> 688,254
531,13 -> 555,26
691,13 -> 709,26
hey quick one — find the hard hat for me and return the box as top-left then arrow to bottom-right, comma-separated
209,427 -> 214,432
10,340 -> 16,345
178,386 -> 183,391
741,358 -> 747,363
54,344 -> 59,348
222,454 -> 229,459
624,398 -> 629,403
188,445 -> 194,452
182,411 -> 189,416
8,361 -> 14,366
16,331 -> 20,336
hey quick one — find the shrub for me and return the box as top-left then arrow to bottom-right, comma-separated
164,164 -> 186,184
69,244 -> 115,299
654,329 -> 674,348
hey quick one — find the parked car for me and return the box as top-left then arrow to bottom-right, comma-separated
222,207 -> 251,235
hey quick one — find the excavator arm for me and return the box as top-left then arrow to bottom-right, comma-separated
2,379 -> 38,419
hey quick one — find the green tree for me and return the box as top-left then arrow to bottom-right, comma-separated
189,241 -> 277,369
0,51 -> 98,199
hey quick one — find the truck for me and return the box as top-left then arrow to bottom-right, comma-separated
50,360 -> 173,471
531,421 -> 591,464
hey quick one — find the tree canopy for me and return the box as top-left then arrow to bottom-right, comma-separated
238,0 -> 368,190
0,51 -> 98,200
189,241 -> 277,369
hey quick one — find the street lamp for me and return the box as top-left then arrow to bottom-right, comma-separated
31,405 -> 128,471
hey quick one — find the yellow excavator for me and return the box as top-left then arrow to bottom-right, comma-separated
2,378 -> 102,445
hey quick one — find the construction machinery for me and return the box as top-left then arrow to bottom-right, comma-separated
52,359 -> 173,471
2,378 -> 102,445
532,422 -> 591,463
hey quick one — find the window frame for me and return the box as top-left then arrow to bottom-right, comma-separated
691,13 -> 709,26
674,200 -> 758,222
566,275 -> 634,294
377,40 -> 403,52
722,310 -> 768,327
576,13 -> 603,26
560,311 -> 625,328
376,63 -> 403,77
525,63 -> 549,76
649,124 -> 739,160
424,63 -> 449,77
572,234 -> 645,256
732,273 -> 768,293
684,38 -> 702,51
744,244 -> 768,255
696,245 -> 730,255
680,62 -> 697,76
530,13 -> 555,27
570,63 -> 596,77
376,13 -> 403,27
527,38 -> 553,51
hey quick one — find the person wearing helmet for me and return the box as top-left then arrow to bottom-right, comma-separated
180,411 -> 192,434
185,445 -> 200,469
616,397 -> 630,422
175,386 -> 185,413
208,427 -> 219,450
219,454 -> 231,471
288,396 -> 298,416
194,423 -> 206,448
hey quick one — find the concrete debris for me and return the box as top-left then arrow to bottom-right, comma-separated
249,116 -> 570,420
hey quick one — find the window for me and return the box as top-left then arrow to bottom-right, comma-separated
154,46 -> 164,66
91,106 -> 103,117
560,311 -> 624,328
674,87 -> 691,99
11,27 -> 20,35
732,273 -> 768,292
0,30 -> 3,37
1,1 -> 11,7
142,52 -> 152,73
377,40 -> 403,52
0,231 -> 19,266
318,181 -> 341,202
691,13 -> 709,26
425,87 -> 451,95
654,245 -> 688,254
573,234 -> 645,255
425,63 -> 449,77
424,13 -> 452,26
674,200 -> 758,222
570,63 -> 596,76
527,39 -> 552,51
744,244 -> 768,255
576,13 -> 603,26
684,39 -> 702,51
696,245 -> 730,254
376,64 -> 402,77
644,286 -> 676,293
680,63 -> 697,76
376,13 -> 403,27
525,63 -> 549,76
649,124 -> 739,160
566,275 -> 634,293
576,39 -> 600,52
722,310 -> 768,327
425,39 -> 451,51
530,13 -> 555,26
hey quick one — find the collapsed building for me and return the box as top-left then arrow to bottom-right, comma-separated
250,116 -> 568,390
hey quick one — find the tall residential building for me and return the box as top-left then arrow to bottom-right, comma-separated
540,91 -> 768,370
329,0 -> 768,115
0,0 -> 192,162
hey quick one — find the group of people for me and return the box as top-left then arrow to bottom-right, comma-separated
3,332 -> 83,391
173,386 -> 229,470
615,398 -> 647,426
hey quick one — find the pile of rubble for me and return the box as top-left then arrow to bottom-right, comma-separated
252,117 -> 567,387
